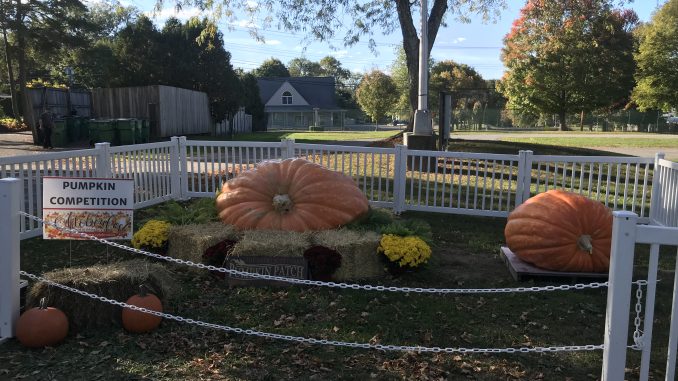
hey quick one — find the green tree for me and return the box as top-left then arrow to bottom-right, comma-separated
632,0 -> 678,112
356,70 -> 397,125
253,58 -> 290,77
287,57 -> 322,77
166,0 -> 507,129
238,72 -> 266,130
318,56 -> 350,83
2,0 -> 93,141
389,47 -> 412,120
429,60 -> 485,122
499,0 -> 637,130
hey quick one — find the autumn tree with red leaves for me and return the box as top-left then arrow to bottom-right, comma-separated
498,0 -> 637,130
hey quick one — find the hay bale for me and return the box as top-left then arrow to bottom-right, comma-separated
167,222 -> 239,263
230,230 -> 310,258
310,229 -> 385,280
27,259 -> 175,330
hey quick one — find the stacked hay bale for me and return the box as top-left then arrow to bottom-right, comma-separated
167,222 -> 239,263
230,230 -> 310,258
27,259 -> 175,330
309,229 -> 384,280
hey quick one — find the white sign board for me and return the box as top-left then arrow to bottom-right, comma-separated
42,177 -> 134,240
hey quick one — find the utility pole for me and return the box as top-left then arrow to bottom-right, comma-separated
412,0 -> 431,136
404,0 -> 437,156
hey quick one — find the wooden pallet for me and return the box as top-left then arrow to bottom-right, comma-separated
499,246 -> 608,282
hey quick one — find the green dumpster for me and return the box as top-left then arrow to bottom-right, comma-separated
65,117 -> 78,141
89,119 -> 117,145
52,120 -> 68,147
78,117 -> 89,140
115,118 -> 136,146
140,119 -> 150,143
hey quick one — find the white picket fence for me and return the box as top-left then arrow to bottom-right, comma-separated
0,137 -> 673,239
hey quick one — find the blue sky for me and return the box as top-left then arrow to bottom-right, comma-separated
126,0 -> 662,80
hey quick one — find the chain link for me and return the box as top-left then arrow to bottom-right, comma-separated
631,282 -> 645,350
20,211 -> 618,295
19,270 -> 606,354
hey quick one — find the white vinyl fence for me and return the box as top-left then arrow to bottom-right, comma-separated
0,137 -> 675,239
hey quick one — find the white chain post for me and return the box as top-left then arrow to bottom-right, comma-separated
602,211 -> 638,381
94,142 -> 112,178
0,178 -> 21,343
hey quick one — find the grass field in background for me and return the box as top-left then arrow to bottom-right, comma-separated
190,130 -> 403,143
503,137 -> 678,149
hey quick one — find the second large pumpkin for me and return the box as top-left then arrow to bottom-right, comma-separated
216,158 -> 369,231
504,190 -> 612,272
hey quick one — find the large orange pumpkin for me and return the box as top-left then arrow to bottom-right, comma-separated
16,298 -> 69,348
215,158 -> 369,231
121,285 -> 163,333
504,189 -> 612,272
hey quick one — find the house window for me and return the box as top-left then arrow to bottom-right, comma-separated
282,91 -> 292,105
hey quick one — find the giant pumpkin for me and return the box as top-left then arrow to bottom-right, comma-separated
216,158 -> 369,231
504,189 -> 612,272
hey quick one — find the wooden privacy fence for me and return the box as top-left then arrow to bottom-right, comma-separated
0,137 -> 673,239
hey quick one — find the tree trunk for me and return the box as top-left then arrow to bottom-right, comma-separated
580,110 -> 584,131
15,0 -> 37,143
395,0 -> 447,133
558,111 -> 568,131
1,8 -> 18,118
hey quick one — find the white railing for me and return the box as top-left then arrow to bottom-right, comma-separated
650,156 -> 678,227
1,137 -> 672,238
603,211 -> 678,380
530,154 -> 655,219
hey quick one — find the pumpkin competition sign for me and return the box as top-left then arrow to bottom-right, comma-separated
42,177 -> 134,240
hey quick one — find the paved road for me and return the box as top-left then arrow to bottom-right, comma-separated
0,131 -> 91,158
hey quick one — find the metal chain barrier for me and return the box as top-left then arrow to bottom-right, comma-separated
631,282 -> 645,350
19,270 -> 606,354
20,211 -> 619,295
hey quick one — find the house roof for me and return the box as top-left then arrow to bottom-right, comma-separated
257,77 -> 340,109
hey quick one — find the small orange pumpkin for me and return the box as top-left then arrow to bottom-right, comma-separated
16,298 -> 69,348
215,158 -> 369,231
504,189 -> 612,272
121,285 -> 163,333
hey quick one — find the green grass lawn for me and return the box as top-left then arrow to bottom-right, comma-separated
189,130 -> 403,143
503,136 -> 678,149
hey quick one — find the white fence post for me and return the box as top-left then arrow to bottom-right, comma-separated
95,142 -> 112,178
393,144 -> 408,214
602,211 -> 638,381
281,139 -> 296,159
515,150 -> 533,207
649,152 -> 665,224
0,178 -> 21,343
170,136 -> 182,200
177,136 -> 188,200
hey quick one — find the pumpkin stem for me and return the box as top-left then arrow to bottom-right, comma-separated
39,297 -> 47,310
577,235 -> 593,255
139,284 -> 148,297
272,194 -> 293,213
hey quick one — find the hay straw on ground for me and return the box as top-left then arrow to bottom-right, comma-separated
230,230 -> 310,258
167,222 -> 239,263
27,259 -> 175,330
310,229 -> 385,280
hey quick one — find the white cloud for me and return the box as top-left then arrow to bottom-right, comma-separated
452,37 -> 467,44
224,37 -> 281,46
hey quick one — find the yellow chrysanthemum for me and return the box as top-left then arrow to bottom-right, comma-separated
377,234 -> 431,268
132,220 -> 171,249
